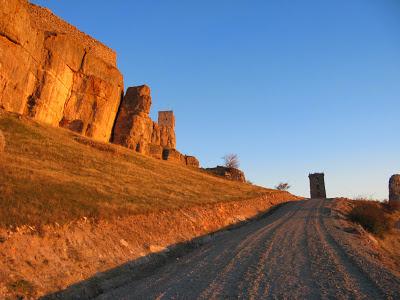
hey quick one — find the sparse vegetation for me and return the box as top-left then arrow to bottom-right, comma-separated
275,182 -> 291,191
348,200 -> 393,237
0,113 -> 275,229
222,153 -> 239,169
6,279 -> 36,298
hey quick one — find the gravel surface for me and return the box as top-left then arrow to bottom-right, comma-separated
96,199 -> 400,299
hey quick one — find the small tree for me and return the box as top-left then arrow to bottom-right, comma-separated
275,182 -> 290,191
222,153 -> 239,169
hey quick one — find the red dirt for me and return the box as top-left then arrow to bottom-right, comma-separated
0,192 -> 299,298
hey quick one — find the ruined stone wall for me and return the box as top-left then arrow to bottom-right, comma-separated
112,85 -> 155,152
158,111 -> 175,127
28,4 -> 117,66
0,0 -> 123,142
309,173 -> 327,199
112,85 -> 198,167
158,111 -> 176,149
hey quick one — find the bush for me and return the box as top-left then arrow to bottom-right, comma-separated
275,182 -> 290,191
348,201 -> 392,237
222,153 -> 239,169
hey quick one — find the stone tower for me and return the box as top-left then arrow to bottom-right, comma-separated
158,111 -> 176,149
309,173 -> 326,199
158,111 -> 175,128
389,174 -> 400,210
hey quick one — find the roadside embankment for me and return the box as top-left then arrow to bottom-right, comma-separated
0,192 -> 300,298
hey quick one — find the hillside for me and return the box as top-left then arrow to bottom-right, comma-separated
0,111 -> 301,298
0,111 -> 280,229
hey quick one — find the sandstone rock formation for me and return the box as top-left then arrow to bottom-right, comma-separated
0,0 -> 199,167
112,85 -> 198,167
389,174 -> 400,210
0,0 -> 123,142
204,166 -> 246,182
185,156 -> 200,168
112,85 -> 154,153
158,111 -> 176,149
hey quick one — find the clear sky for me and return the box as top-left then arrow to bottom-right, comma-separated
31,0 -> 400,199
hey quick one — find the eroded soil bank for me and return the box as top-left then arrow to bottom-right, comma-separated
0,192 -> 299,298
64,199 -> 400,300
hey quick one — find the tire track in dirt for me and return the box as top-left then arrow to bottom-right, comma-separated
315,200 -> 385,299
201,204 -> 303,299
320,201 -> 400,299
95,199 -> 400,299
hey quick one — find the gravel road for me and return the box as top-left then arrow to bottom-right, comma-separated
96,199 -> 400,299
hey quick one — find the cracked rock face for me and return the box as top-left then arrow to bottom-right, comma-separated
0,0 -> 200,167
112,85 -> 154,152
112,85 -> 177,154
0,0 -> 123,142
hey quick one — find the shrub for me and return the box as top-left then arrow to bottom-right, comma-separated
348,201 -> 392,237
222,153 -> 239,169
7,279 -> 36,298
275,182 -> 290,191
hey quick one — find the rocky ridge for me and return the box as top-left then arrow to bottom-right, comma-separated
0,0 -> 198,166
205,166 -> 246,182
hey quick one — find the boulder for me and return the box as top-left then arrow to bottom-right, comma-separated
204,166 -> 246,182
162,148 -> 186,164
185,156 -> 200,168
112,85 -> 154,152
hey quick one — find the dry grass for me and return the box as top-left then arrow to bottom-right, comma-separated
348,200 -> 393,237
0,112 -> 273,229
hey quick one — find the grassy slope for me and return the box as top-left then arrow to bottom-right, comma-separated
0,112 -> 274,229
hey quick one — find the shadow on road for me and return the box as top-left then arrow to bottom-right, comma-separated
41,200 -> 306,299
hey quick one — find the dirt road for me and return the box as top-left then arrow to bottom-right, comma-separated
96,199 -> 400,299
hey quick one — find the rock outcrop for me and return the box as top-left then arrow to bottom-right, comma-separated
112,85 -> 154,153
158,111 -> 176,149
0,0 -> 199,166
0,0 -> 123,142
204,166 -> 246,182
113,85 -> 198,167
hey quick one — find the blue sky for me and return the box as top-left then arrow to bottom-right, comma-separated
31,0 -> 400,199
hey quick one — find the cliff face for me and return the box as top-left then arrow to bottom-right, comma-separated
113,85 -> 199,167
0,0 -> 199,166
0,0 -> 123,142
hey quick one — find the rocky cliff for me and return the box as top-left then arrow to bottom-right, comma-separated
0,0 -> 123,142
0,0 -> 199,166
112,85 -> 199,167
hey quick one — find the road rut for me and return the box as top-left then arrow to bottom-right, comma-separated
97,199 -> 400,299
